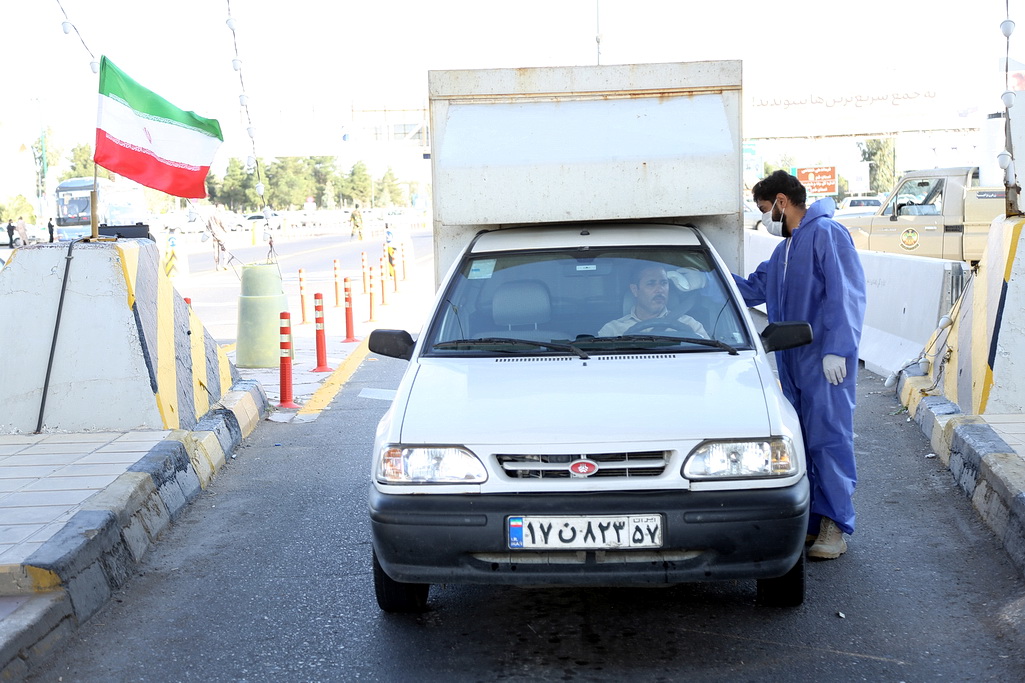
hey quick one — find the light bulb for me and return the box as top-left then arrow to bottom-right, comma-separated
1002,19 -> 1016,37
247,155 -> 256,168
62,21 -> 72,34
918,358 -> 931,374
998,150 -> 1012,169
884,373 -> 898,388
255,182 -> 265,196
937,315 -> 952,329
89,61 -> 99,74
247,126 -> 256,139
226,17 -> 236,31
232,58 -> 242,71
1003,90 -> 1017,108
239,94 -> 249,106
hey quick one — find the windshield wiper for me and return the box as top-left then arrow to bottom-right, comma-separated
588,334 -> 739,355
433,337 -> 590,359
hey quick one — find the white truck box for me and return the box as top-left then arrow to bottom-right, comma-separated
428,60 -> 745,284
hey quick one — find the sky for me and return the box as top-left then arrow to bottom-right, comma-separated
1,0 -> 1021,202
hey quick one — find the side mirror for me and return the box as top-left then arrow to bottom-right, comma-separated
369,329 -> 415,361
761,321 -> 813,352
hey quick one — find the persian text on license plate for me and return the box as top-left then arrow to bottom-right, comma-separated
507,515 -> 663,550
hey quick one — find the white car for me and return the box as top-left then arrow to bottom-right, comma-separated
246,211 -> 283,230
368,223 -> 813,613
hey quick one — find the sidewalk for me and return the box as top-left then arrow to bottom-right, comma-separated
0,245 -> 435,681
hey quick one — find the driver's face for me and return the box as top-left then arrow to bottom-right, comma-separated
630,266 -> 669,319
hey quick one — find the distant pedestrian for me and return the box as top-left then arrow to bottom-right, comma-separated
15,217 -> 28,245
385,223 -> 396,276
47,218 -> 55,243
350,204 -> 364,241
5,219 -> 13,247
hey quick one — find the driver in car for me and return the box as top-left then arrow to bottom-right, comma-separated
598,263 -> 708,338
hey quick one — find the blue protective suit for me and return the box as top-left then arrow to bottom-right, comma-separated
734,198 -> 866,535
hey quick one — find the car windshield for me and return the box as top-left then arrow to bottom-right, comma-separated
424,246 -> 752,356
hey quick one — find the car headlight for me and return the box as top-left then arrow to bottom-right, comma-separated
377,446 -> 488,484
683,437 -> 797,480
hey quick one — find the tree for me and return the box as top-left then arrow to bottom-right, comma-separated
0,195 -> 37,224
217,158 -> 255,212
347,161 -> 372,207
376,167 -> 403,207
266,157 -> 314,210
859,138 -> 896,195
60,144 -> 113,181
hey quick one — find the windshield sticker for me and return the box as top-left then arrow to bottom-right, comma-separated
576,264 -> 597,271
468,259 -> 497,279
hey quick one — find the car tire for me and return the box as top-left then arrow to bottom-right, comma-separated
373,549 -> 430,613
756,548 -> 805,607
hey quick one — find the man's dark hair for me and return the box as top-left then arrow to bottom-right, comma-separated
752,170 -> 807,207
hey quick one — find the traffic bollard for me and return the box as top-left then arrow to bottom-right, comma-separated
312,293 -> 333,372
333,259 -> 342,307
343,277 -> 357,342
361,252 -> 368,294
278,312 -> 300,409
379,257 -> 388,306
298,268 -> 309,324
400,242 -> 408,281
369,266 -> 377,322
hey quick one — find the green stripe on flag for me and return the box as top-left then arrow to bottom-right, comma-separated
99,56 -> 223,141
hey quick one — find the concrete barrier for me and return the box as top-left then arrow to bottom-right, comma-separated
742,228 -> 965,376
0,240 -> 238,433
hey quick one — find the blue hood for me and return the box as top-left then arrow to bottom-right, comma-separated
801,197 -> 836,225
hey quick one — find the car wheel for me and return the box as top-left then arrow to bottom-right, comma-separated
756,548 -> 805,607
373,549 -> 430,613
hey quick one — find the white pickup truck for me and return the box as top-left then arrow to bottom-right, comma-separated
367,61 -> 813,612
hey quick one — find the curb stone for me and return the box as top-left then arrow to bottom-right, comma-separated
898,371 -> 1025,577
0,381 -> 268,681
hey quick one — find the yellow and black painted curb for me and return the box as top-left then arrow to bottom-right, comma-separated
0,381 -> 268,678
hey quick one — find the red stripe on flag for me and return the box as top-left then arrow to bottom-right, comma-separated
94,131 -> 209,199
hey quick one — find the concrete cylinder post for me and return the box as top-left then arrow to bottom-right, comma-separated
312,293 -> 333,372
343,277 -> 357,342
278,312 -> 300,409
236,263 -> 289,368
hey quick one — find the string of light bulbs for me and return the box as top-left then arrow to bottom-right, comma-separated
55,0 -> 98,73
226,0 -> 267,205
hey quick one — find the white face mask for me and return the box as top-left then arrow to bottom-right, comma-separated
761,199 -> 784,237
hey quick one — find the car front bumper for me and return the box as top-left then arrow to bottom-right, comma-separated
370,478 -> 809,586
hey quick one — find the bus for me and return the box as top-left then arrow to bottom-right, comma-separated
55,177 -> 148,240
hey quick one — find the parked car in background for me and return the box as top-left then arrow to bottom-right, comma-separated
743,200 -> 763,229
246,211 -> 283,231
837,196 -> 883,214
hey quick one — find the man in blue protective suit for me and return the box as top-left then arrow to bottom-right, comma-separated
734,171 -> 867,560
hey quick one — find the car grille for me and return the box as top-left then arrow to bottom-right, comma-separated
496,451 -> 669,479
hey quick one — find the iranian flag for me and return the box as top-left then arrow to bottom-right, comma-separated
94,56 -> 222,198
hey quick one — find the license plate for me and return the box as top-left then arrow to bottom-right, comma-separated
508,515 -> 663,550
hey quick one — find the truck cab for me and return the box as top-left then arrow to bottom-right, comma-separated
836,167 -> 1004,263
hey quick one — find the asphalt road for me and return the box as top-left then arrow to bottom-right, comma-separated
24,349 -> 1025,682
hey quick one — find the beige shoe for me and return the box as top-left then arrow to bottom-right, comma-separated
808,518 -> 847,560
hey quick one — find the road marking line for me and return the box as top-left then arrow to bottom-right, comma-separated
293,338 -> 371,420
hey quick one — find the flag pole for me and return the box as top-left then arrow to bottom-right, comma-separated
90,165 -> 98,240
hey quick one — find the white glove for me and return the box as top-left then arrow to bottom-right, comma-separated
823,354 -> 847,385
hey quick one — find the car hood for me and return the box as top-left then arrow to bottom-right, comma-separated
396,353 -> 774,446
